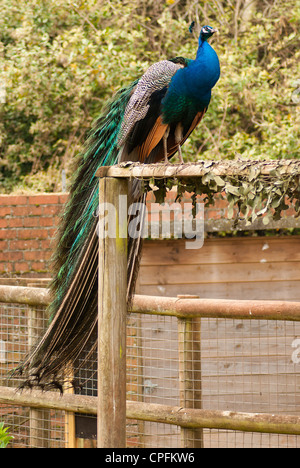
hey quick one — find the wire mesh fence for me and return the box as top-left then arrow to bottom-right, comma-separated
0,303 -> 67,448
126,313 -> 300,448
0,301 -> 300,448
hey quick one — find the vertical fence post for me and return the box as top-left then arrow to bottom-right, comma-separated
178,296 -> 203,448
28,307 -> 51,448
98,176 -> 128,448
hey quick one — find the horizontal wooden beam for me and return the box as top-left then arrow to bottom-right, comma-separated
131,294 -> 300,321
127,402 -> 300,436
1,286 -> 300,321
0,285 -> 50,307
0,386 -> 299,435
96,160 -> 300,179
0,386 -> 95,414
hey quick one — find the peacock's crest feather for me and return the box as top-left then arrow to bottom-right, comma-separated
189,21 -> 195,34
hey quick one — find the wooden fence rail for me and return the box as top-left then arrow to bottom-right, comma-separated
132,295 -> 300,321
0,285 -> 50,306
1,286 -> 300,321
0,386 -> 300,436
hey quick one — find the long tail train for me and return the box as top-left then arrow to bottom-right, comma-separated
15,82 -> 142,391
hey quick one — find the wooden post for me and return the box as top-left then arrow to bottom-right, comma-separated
64,367 -> 76,448
28,307 -> 51,448
178,296 -> 203,448
98,177 -> 128,448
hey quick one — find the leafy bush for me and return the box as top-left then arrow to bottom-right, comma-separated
0,0 -> 299,193
0,422 -> 13,448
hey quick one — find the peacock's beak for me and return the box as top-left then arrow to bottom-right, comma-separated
211,28 -> 219,35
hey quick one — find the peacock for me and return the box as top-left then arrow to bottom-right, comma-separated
16,24 -> 220,391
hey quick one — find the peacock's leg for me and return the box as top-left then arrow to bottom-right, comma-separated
177,145 -> 183,164
163,126 -> 170,164
175,123 -> 184,163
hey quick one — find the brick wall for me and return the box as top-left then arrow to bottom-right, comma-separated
0,194 -> 68,277
0,191 -> 229,278
0,190 -> 297,279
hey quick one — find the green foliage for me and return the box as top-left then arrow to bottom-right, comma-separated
0,0 -> 299,193
0,422 -> 13,448
144,159 -> 300,227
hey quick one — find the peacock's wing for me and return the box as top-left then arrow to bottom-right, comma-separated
117,57 -> 207,165
117,59 -> 184,163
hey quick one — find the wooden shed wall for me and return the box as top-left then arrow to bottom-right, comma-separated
138,236 -> 300,301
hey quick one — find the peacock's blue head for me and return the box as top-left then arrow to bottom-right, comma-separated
200,25 -> 218,41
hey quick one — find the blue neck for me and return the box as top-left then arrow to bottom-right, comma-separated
196,35 -> 207,58
196,36 -> 216,62
183,38 -> 220,105
161,35 -> 220,121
